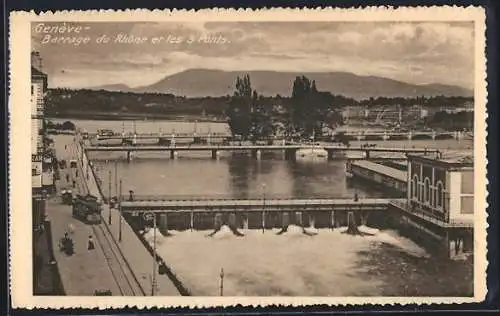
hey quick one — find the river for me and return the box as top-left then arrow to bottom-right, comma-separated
53,119 -> 474,296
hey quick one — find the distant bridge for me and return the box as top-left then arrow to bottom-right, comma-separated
340,130 -> 467,141
93,132 -> 231,141
92,130 -> 469,142
85,144 -> 439,161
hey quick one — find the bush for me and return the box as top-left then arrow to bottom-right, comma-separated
61,121 -> 76,130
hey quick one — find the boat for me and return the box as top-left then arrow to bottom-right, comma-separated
97,129 -> 114,136
296,132 -> 328,161
96,129 -> 115,140
295,147 -> 328,160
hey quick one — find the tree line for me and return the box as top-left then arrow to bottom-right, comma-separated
45,120 -> 76,131
425,111 -> 473,131
46,87 -> 472,118
226,75 -> 346,140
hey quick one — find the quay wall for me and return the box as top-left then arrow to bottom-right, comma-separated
74,138 -> 189,295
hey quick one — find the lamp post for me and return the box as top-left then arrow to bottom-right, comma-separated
262,183 -> 266,233
219,268 -> 224,296
114,160 -> 118,202
118,180 -> 122,242
143,211 -> 157,296
108,170 -> 112,225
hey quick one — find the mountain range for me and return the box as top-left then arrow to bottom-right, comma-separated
90,69 -> 473,100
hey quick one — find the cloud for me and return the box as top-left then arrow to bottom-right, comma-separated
32,21 -> 475,90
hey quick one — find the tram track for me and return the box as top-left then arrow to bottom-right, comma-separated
68,142 -> 145,296
91,221 -> 145,296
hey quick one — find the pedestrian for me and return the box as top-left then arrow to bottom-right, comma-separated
65,145 -> 67,150
66,174 -> 70,183
68,223 -> 75,234
72,179 -> 76,188
87,235 -> 95,251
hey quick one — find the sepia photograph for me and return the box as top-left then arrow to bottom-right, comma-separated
9,7 -> 487,308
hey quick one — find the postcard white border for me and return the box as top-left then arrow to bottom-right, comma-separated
9,6 -> 488,309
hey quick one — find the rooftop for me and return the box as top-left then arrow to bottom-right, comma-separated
408,150 -> 474,168
351,160 -> 407,182
31,66 -> 47,78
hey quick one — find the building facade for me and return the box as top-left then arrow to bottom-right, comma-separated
407,152 -> 474,224
31,66 -> 47,189
31,53 -> 49,231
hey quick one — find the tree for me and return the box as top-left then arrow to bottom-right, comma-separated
249,91 -> 274,141
226,75 -> 252,138
288,76 -> 344,140
226,75 -> 274,141
61,120 -> 76,130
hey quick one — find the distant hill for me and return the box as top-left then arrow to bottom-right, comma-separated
89,69 -> 473,100
90,83 -> 132,92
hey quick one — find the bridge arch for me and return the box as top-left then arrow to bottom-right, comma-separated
412,175 -> 419,199
434,134 -> 455,140
412,134 -> 433,140
424,177 -> 431,205
435,181 -> 444,209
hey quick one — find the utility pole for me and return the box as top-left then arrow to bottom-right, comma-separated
142,211 -> 158,296
108,170 -> 112,225
114,161 -> 118,200
152,213 -> 157,296
119,179 -> 122,242
219,268 -> 224,296
262,183 -> 266,233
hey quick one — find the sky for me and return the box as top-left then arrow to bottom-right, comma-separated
31,21 -> 475,90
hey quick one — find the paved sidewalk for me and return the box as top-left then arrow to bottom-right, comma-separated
46,136 -> 121,295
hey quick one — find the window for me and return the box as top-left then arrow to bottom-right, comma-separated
436,181 -> 443,209
412,175 -> 418,199
424,177 -> 430,204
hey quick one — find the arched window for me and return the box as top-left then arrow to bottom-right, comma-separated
424,177 -> 430,204
412,175 -> 418,199
436,181 -> 444,209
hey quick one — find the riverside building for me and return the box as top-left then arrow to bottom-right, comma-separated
405,151 -> 474,258
407,151 -> 474,224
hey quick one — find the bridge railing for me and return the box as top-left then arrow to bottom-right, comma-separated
118,193 -> 361,202
390,200 -> 473,228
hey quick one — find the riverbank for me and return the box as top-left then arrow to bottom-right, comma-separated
46,111 -> 226,123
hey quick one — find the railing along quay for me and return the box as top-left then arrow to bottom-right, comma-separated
119,194 -> 358,202
119,198 -> 403,212
390,200 -> 473,228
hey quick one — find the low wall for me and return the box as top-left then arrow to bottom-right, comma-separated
77,140 -> 105,202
